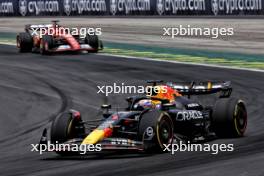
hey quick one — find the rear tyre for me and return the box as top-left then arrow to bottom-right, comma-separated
50,111 -> 85,155
85,34 -> 99,53
138,110 -> 174,153
212,98 -> 247,138
17,32 -> 33,53
40,35 -> 54,55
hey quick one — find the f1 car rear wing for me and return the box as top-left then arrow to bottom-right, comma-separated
25,21 -> 60,30
25,24 -> 53,31
166,81 -> 232,98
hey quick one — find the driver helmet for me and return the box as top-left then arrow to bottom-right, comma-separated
133,99 -> 161,110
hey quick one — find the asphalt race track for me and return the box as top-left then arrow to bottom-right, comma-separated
0,44 -> 263,176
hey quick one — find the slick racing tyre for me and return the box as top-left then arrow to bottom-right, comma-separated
138,110 -> 174,153
50,111 -> 85,155
40,35 -> 54,55
212,98 -> 247,138
17,32 -> 33,53
85,34 -> 99,53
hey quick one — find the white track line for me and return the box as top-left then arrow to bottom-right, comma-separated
0,42 -> 16,46
99,53 -> 264,73
1,42 -> 263,73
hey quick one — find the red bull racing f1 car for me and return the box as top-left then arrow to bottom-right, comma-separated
40,81 -> 247,155
16,20 -> 103,55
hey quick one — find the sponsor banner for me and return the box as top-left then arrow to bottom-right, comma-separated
18,0 -> 60,16
109,0 -> 154,15
0,0 -> 109,16
211,0 -> 263,15
0,0 -> 14,15
0,0 -> 263,16
63,0 -> 107,16
156,0 -> 208,15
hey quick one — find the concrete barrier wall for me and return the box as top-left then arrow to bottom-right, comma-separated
0,0 -> 263,16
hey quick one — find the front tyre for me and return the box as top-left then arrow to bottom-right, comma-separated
85,34 -> 99,53
50,111 -> 85,155
212,98 -> 247,138
17,32 -> 33,53
138,110 -> 174,153
40,35 -> 54,55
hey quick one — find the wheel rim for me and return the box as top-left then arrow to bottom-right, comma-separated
16,37 -> 21,48
67,119 -> 76,139
234,102 -> 247,134
40,40 -> 44,53
45,42 -> 49,51
157,116 -> 173,146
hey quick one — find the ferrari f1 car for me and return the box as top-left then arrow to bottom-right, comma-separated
16,20 -> 103,54
40,81 -> 247,155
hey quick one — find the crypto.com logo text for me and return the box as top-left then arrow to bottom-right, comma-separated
157,0 -> 206,15
211,0 -> 262,15
19,0 -> 59,16
0,1 -> 13,14
63,0 -> 106,16
110,0 -> 151,15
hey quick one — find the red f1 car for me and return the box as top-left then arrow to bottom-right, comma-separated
16,20 -> 103,55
